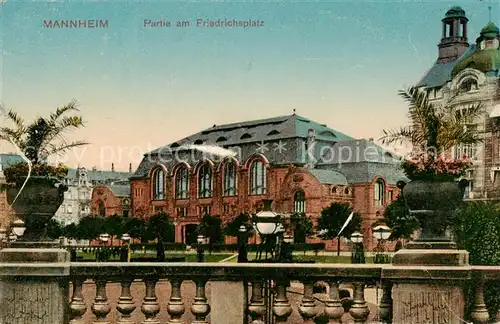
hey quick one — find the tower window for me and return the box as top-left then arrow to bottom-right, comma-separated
374,179 -> 385,206
198,163 -> 213,198
175,166 -> 189,199
223,160 -> 237,196
250,160 -> 266,195
294,190 -> 306,213
152,168 -> 165,200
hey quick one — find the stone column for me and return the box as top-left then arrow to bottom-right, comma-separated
0,241 -> 71,324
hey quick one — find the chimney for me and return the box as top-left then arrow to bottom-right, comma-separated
129,163 -> 132,173
111,163 -> 115,172
369,138 -> 374,141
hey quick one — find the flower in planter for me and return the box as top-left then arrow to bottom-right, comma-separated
401,152 -> 473,182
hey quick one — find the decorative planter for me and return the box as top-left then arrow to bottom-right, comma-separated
399,179 -> 468,243
6,176 -> 68,241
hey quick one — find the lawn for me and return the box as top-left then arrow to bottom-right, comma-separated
76,251 -> 234,263
225,253 -> 376,263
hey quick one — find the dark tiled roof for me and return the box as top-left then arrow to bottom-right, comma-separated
107,184 -> 131,197
308,169 -> 348,185
416,45 -> 476,88
147,114 -> 354,155
67,169 -> 132,182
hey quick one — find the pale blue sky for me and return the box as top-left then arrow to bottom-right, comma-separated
1,0 -> 498,171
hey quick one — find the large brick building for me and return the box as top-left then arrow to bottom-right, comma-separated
130,114 -> 407,251
415,6 -> 500,199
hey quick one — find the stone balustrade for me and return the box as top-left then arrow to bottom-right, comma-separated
63,262 -> 500,324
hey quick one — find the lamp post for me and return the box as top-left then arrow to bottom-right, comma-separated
252,200 -> 281,261
350,231 -> 365,264
11,219 -> 26,239
99,233 -> 110,262
197,235 -> 205,263
372,225 -> 392,264
281,234 -> 294,263
237,225 -> 248,263
120,233 -> 131,262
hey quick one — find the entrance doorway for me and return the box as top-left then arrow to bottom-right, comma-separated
184,224 -> 198,245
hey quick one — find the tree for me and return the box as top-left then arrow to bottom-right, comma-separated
147,212 -> 175,261
290,212 -> 314,243
316,202 -> 362,256
103,214 -> 127,245
46,219 -> 65,240
223,213 -> 254,237
197,214 -> 223,245
123,218 -> 148,243
76,216 -> 105,241
378,195 -> 420,240
380,87 -> 483,154
451,201 -> 500,319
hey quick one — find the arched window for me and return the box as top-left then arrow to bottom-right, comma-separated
374,179 -> 385,206
250,160 -> 266,195
223,160 -> 237,196
460,79 -> 478,93
198,164 -> 213,198
294,190 -> 306,213
98,200 -> 105,217
152,168 -> 165,200
175,166 -> 189,199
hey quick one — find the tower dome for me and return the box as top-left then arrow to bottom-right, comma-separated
444,6 -> 466,19
480,22 -> 500,39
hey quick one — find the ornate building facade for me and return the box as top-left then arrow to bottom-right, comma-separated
54,165 -> 133,225
130,114 -> 407,251
415,6 -> 500,200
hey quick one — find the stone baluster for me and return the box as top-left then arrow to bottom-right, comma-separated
349,282 -> 369,323
378,281 -> 393,324
141,279 -> 160,324
247,281 -> 266,324
167,278 -> 185,324
272,280 -> 292,323
190,278 -> 210,324
299,280 -> 318,322
117,279 -> 136,324
470,278 -> 489,324
324,281 -> 344,323
91,278 -> 111,324
69,278 -> 87,324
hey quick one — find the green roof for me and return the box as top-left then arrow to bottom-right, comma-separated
480,22 -> 500,39
444,6 -> 466,19
452,48 -> 500,78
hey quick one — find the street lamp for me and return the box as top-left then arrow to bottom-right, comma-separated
350,231 -> 365,264
372,225 -> 392,264
120,233 -> 131,262
11,219 -> 26,238
281,234 -> 294,262
252,200 -> 282,261
98,233 -> 110,262
197,235 -> 205,263
238,225 -> 248,263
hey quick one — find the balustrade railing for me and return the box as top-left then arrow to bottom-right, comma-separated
65,263 -> 500,324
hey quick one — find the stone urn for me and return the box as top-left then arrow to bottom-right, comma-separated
6,176 -> 68,241
398,179 -> 468,246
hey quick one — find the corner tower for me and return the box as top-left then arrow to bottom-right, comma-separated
438,6 -> 470,63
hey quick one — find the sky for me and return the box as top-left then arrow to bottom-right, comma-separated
0,0 -> 498,171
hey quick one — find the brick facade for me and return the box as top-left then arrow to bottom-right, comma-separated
130,160 -> 400,251
91,185 -> 131,217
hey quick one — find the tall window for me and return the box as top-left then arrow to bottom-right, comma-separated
98,200 -> 105,216
250,160 -> 266,195
294,190 -> 306,213
152,168 -> 165,200
223,161 -> 237,196
175,166 -> 189,199
198,164 -> 213,198
374,179 -> 385,206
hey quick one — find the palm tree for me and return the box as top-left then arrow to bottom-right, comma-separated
0,100 -> 88,164
380,87 -> 483,155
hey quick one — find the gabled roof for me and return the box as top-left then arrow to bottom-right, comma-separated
416,44 -> 476,88
147,114 -> 354,154
107,184 -> 131,197
308,169 -> 348,185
